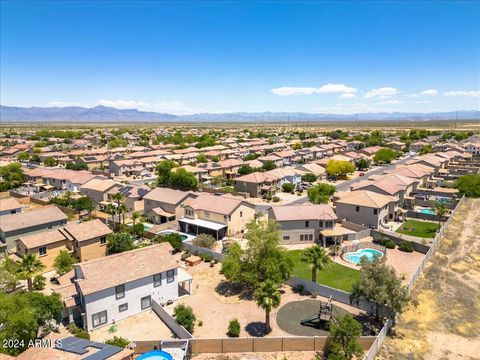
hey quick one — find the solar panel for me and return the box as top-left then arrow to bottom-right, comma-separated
56,336 -> 123,360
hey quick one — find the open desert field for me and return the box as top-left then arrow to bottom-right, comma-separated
379,197 -> 480,360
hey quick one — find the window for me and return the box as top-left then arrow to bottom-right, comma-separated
154,273 -> 162,287
305,221 -> 309,228
119,303 -> 128,312
92,310 -> 107,328
204,211 -> 210,219
240,211 -> 243,218
115,284 -> 125,300
167,269 -> 175,283
300,234 -> 304,241
319,221 -> 324,228
355,206 -> 360,212
39,246 -> 47,256
325,221 -> 333,228
141,296 -> 151,310
308,234 -> 313,241
100,236 -> 107,245
373,209 -> 378,215
283,235 -> 290,240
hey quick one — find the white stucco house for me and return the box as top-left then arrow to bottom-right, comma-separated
60,243 -> 192,331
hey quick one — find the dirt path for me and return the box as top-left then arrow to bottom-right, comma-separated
379,198 -> 480,360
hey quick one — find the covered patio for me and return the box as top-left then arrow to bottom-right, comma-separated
178,217 -> 227,240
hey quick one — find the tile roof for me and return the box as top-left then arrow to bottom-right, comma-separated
60,219 -> 112,242
76,243 -> 178,295
0,197 -> 22,212
143,187 -> 196,204
335,190 -> 398,208
0,206 -> 67,233
270,204 -> 337,221
18,229 -> 68,249
185,193 -> 249,215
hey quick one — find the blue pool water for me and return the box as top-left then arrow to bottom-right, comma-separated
419,208 -> 435,215
137,351 -> 173,360
344,248 -> 384,265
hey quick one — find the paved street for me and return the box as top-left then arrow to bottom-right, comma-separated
257,154 -> 413,210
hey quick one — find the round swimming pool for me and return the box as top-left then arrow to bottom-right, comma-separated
344,248 -> 383,265
137,350 -> 173,360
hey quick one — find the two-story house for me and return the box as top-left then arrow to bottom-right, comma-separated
143,187 -> 197,225
179,193 -> 256,239
268,204 -> 337,246
67,243 -> 191,331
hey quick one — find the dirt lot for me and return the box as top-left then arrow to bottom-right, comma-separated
168,257 -> 362,339
379,197 -> 480,360
192,351 -> 319,360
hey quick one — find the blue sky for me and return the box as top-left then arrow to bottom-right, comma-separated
1,0 -> 479,114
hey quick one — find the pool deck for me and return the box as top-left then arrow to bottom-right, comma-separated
333,239 -> 426,284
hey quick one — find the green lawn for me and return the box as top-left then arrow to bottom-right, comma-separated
396,219 -> 440,238
286,250 -> 360,292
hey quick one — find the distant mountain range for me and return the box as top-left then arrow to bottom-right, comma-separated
1,105 -> 479,123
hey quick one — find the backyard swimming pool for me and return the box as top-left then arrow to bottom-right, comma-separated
419,208 -> 436,215
137,350 -> 173,360
344,248 -> 384,265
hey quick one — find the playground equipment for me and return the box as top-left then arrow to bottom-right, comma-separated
300,296 -> 338,329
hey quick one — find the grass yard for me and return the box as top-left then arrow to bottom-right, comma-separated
286,250 -> 360,292
396,219 -> 440,238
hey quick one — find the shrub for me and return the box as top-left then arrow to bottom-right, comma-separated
67,324 -> 90,340
105,336 -> 130,348
174,304 -> 196,333
295,284 -> 305,293
192,233 -> 216,249
301,173 -> 317,183
156,233 -> 183,253
282,182 -> 295,193
32,275 -> 46,291
180,251 -> 191,261
198,252 -> 214,262
399,241 -> 414,252
228,319 -> 241,337
385,239 -> 396,249
272,196 -> 280,202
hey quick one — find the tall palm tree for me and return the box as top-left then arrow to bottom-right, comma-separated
435,203 -> 447,227
254,281 -> 281,332
112,193 -> 125,224
17,254 -> 45,292
118,203 -> 128,225
105,203 -> 117,230
301,245 -> 329,283
132,211 -> 140,228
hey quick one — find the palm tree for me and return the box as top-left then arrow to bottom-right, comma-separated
106,203 -> 117,230
118,203 -> 128,225
254,281 -> 281,332
435,203 -> 447,227
132,211 -> 140,227
17,254 -> 45,292
301,245 -> 329,283
112,193 -> 125,224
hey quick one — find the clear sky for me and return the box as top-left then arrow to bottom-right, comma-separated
1,0 -> 479,114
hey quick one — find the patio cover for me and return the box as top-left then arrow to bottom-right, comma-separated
152,207 -> 175,217
178,217 -> 226,231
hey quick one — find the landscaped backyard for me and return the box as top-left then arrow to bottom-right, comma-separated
286,250 -> 360,292
396,219 -> 440,238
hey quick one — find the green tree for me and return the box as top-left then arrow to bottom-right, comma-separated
169,168 -> 198,190
435,203 -> 447,227
291,142 -> 302,150
105,336 -> 130,348
262,160 -> 277,171
105,203 -> 118,230
155,233 -> 183,253
106,233 -> 135,254
254,281 -> 281,332
174,304 -> 196,333
66,162 -> 89,171
301,173 -> 317,183
454,174 -> 480,198
0,292 -> 62,355
0,257 -> 20,293
43,157 -> 58,167
373,148 -> 400,164
326,313 -> 363,360
192,233 -> 216,249
196,154 -> 208,163
355,158 -> 370,171
0,162 -> 24,191
419,144 -> 434,155
32,275 -> 46,291
221,219 -> 293,289
227,319 -> 241,337
326,160 -> 355,178
53,250 -> 76,275
243,153 -> 260,161
156,160 -> 177,186
238,164 -> 254,175
307,183 -> 336,204
301,245 -> 329,283
350,257 -> 411,321
282,182 -> 295,192
16,152 -> 30,162
17,254 -> 45,292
